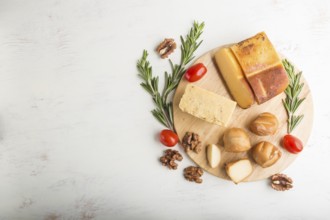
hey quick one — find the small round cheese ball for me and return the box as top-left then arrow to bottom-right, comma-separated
223,128 -> 251,152
252,141 -> 282,168
250,112 -> 279,136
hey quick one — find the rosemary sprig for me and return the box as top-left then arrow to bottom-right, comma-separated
137,21 -> 205,131
282,59 -> 306,133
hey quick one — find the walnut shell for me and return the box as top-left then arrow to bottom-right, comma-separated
223,128 -> 251,152
252,141 -> 282,168
250,112 -> 279,136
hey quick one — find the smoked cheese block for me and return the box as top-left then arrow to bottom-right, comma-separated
230,32 -> 289,104
214,47 -> 254,109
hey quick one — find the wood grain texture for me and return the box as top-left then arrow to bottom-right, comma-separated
173,46 -> 313,182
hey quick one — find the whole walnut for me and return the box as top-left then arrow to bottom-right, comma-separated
250,112 -> 279,136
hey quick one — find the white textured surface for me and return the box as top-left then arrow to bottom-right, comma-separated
0,0 -> 329,219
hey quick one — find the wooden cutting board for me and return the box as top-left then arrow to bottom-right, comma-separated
173,46 -> 313,182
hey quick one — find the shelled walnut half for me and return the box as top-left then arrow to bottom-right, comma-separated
182,132 -> 202,153
270,173 -> 293,191
183,166 -> 203,184
156,38 -> 176,59
160,149 -> 183,170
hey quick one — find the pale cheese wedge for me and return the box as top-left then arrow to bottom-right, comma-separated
207,144 -> 221,168
179,85 -> 237,127
225,159 -> 253,184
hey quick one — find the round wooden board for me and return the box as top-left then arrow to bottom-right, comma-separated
173,46 -> 313,182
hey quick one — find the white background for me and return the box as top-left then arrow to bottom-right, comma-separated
1,0 -> 330,219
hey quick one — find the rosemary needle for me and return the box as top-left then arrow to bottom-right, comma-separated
282,59 -> 306,133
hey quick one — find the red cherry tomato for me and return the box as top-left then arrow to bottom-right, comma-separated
185,63 -> 207,82
160,129 -> 179,147
283,134 -> 303,154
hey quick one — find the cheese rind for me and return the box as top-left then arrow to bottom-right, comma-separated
247,63 -> 289,104
214,47 -> 255,109
179,85 -> 236,127
231,32 -> 281,75
230,32 -> 289,104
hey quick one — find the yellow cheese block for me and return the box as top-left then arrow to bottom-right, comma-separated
214,47 -> 255,109
179,85 -> 237,127
230,32 -> 289,104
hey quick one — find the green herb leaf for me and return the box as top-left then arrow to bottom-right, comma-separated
282,59 -> 306,133
137,21 -> 205,131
